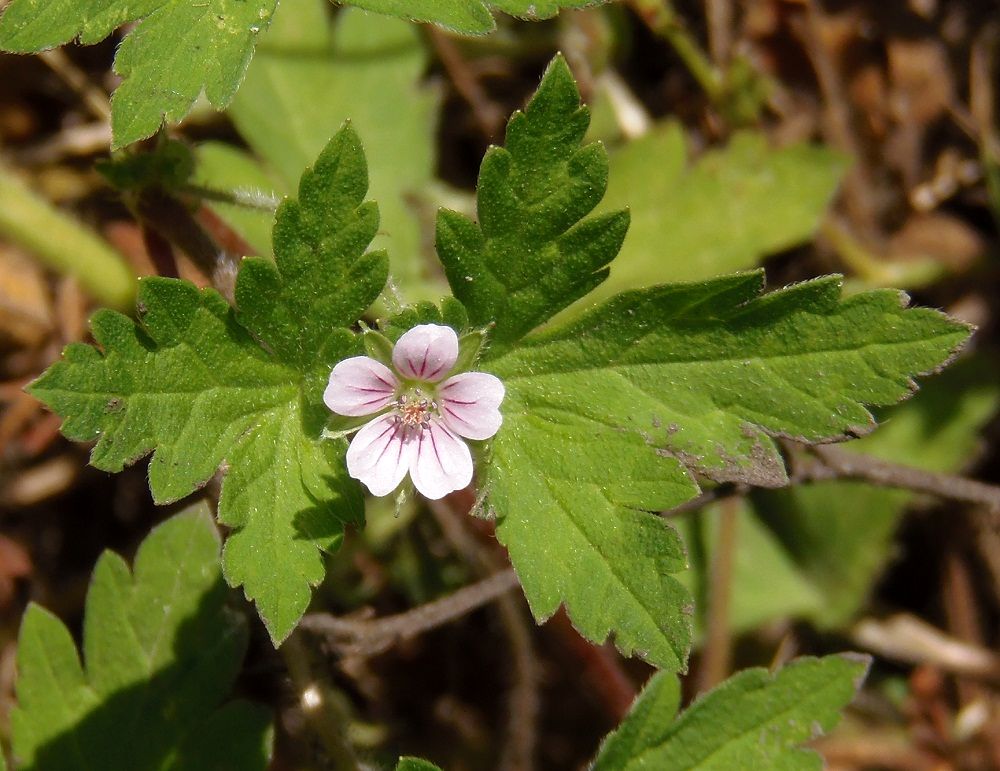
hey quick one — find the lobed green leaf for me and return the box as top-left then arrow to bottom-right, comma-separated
334,0 -> 610,34
483,270 -> 968,670
592,654 -> 868,770
487,420 -> 697,670
0,0 -> 278,148
29,126 -> 381,643
437,55 -> 628,349
753,357 -> 1000,627
10,505 -> 273,771
489,271 -> 970,488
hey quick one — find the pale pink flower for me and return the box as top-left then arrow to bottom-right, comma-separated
324,324 -> 505,500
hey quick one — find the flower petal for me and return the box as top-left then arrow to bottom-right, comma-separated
324,356 -> 398,416
392,324 -> 458,382
346,414 -> 414,497
409,419 -> 473,500
438,372 -> 505,440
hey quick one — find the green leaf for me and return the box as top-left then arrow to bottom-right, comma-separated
592,654 -> 868,770
754,356 -> 1000,627
0,0 -> 278,148
587,671 -> 682,768
488,271 -> 969,488
334,0 -> 609,34
484,271 -> 968,669
222,1 -> 441,297
29,125 -> 381,643
395,758 -> 444,771
584,125 -> 845,302
10,504 -> 273,771
488,420 -> 697,670
437,55 -> 629,350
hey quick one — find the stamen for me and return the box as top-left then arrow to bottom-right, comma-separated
394,393 -> 438,428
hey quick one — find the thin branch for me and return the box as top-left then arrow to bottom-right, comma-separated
299,568 -> 519,656
38,48 -> 112,124
852,614 -> 1000,681
628,0 -> 724,102
794,0 -> 880,236
704,0 -> 733,70
663,443 -> 1000,520
494,575 -> 540,771
426,28 -> 505,139
803,444 -> 1000,513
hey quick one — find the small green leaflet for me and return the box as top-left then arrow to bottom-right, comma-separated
11,504 -> 273,771
591,654 -> 869,770
29,126 -> 383,643
437,55 -> 629,350
0,0 -> 278,148
334,0 -> 610,34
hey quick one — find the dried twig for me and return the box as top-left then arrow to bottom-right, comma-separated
942,544 -> 987,708
300,568 -> 519,656
705,0 -> 733,70
426,28 -> 504,139
663,442 -> 1000,522
852,614 -> 1000,681
38,48 -> 112,124
803,444 -> 1000,513
795,0 -> 879,236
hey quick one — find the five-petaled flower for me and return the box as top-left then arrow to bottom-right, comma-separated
324,324 -> 505,500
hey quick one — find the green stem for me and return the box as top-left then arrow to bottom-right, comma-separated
0,166 -> 135,310
627,0 -> 724,101
176,182 -> 279,212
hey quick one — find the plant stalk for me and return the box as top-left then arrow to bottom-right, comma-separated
0,166 -> 136,310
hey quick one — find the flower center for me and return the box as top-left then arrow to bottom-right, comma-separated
395,389 -> 436,428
